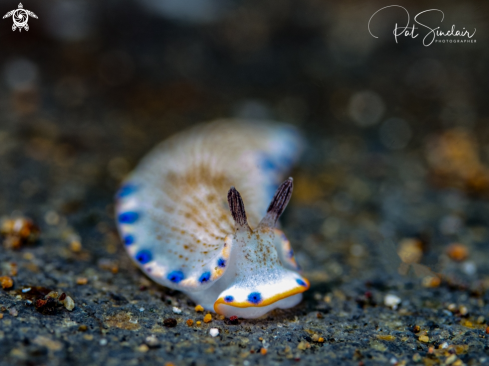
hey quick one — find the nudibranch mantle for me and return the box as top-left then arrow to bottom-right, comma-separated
115,120 -> 309,319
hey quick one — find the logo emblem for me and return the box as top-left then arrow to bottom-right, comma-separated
3,3 -> 37,32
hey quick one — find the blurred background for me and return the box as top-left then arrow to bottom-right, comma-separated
1,1 -> 489,364
1,0 -> 489,285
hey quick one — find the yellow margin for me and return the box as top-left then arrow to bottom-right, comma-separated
214,278 -> 310,313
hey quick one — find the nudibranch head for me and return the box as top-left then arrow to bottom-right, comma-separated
213,178 -> 310,319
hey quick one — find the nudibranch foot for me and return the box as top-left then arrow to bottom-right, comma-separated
216,294 -> 303,319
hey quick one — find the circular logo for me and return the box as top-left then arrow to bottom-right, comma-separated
12,9 -> 29,28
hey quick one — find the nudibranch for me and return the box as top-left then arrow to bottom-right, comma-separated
115,120 -> 309,319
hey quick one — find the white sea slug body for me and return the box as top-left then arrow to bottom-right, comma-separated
115,120 -> 309,319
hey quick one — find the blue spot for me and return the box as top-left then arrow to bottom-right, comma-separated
167,271 -> 184,283
287,249 -> 294,259
199,272 -> 211,283
124,235 -> 135,245
217,258 -> 226,268
261,156 -> 277,171
118,212 -> 139,224
296,278 -> 307,287
224,295 -> 234,303
117,184 -> 137,198
247,292 -> 262,304
136,250 -> 152,264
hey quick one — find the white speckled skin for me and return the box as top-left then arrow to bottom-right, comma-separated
115,120 -> 309,319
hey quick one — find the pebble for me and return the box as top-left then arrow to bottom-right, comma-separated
0,216 -> 39,249
0,276 -> 13,289
172,307 -> 182,314
194,304 -> 204,312
163,318 -> 177,327
44,211 -> 60,225
204,314 -> 212,323
145,335 -> 159,348
99,339 -> 107,346
442,310 -> 453,317
377,335 -> 395,341
209,328 -> 219,337
228,315 -> 239,325
76,277 -> 88,285
397,238 -> 423,264
46,291 -> 59,299
462,261 -> 476,276
461,319 -> 473,327
36,297 -> 57,314
384,294 -> 401,309
63,296 -> 75,311
9,308 -> 18,317
419,335 -> 429,343
446,355 -> 457,364
98,259 -> 119,273
412,354 -> 422,362
186,319 -> 194,326
22,287 -> 31,293
70,240 -> 82,252
260,348 -> 267,355
446,243 -> 468,262
137,344 -> 149,352
459,305 -> 468,316
422,276 -> 441,288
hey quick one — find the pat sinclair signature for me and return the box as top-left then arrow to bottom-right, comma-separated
368,5 -> 476,46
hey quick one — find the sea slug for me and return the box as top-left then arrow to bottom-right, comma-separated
115,120 -> 309,319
